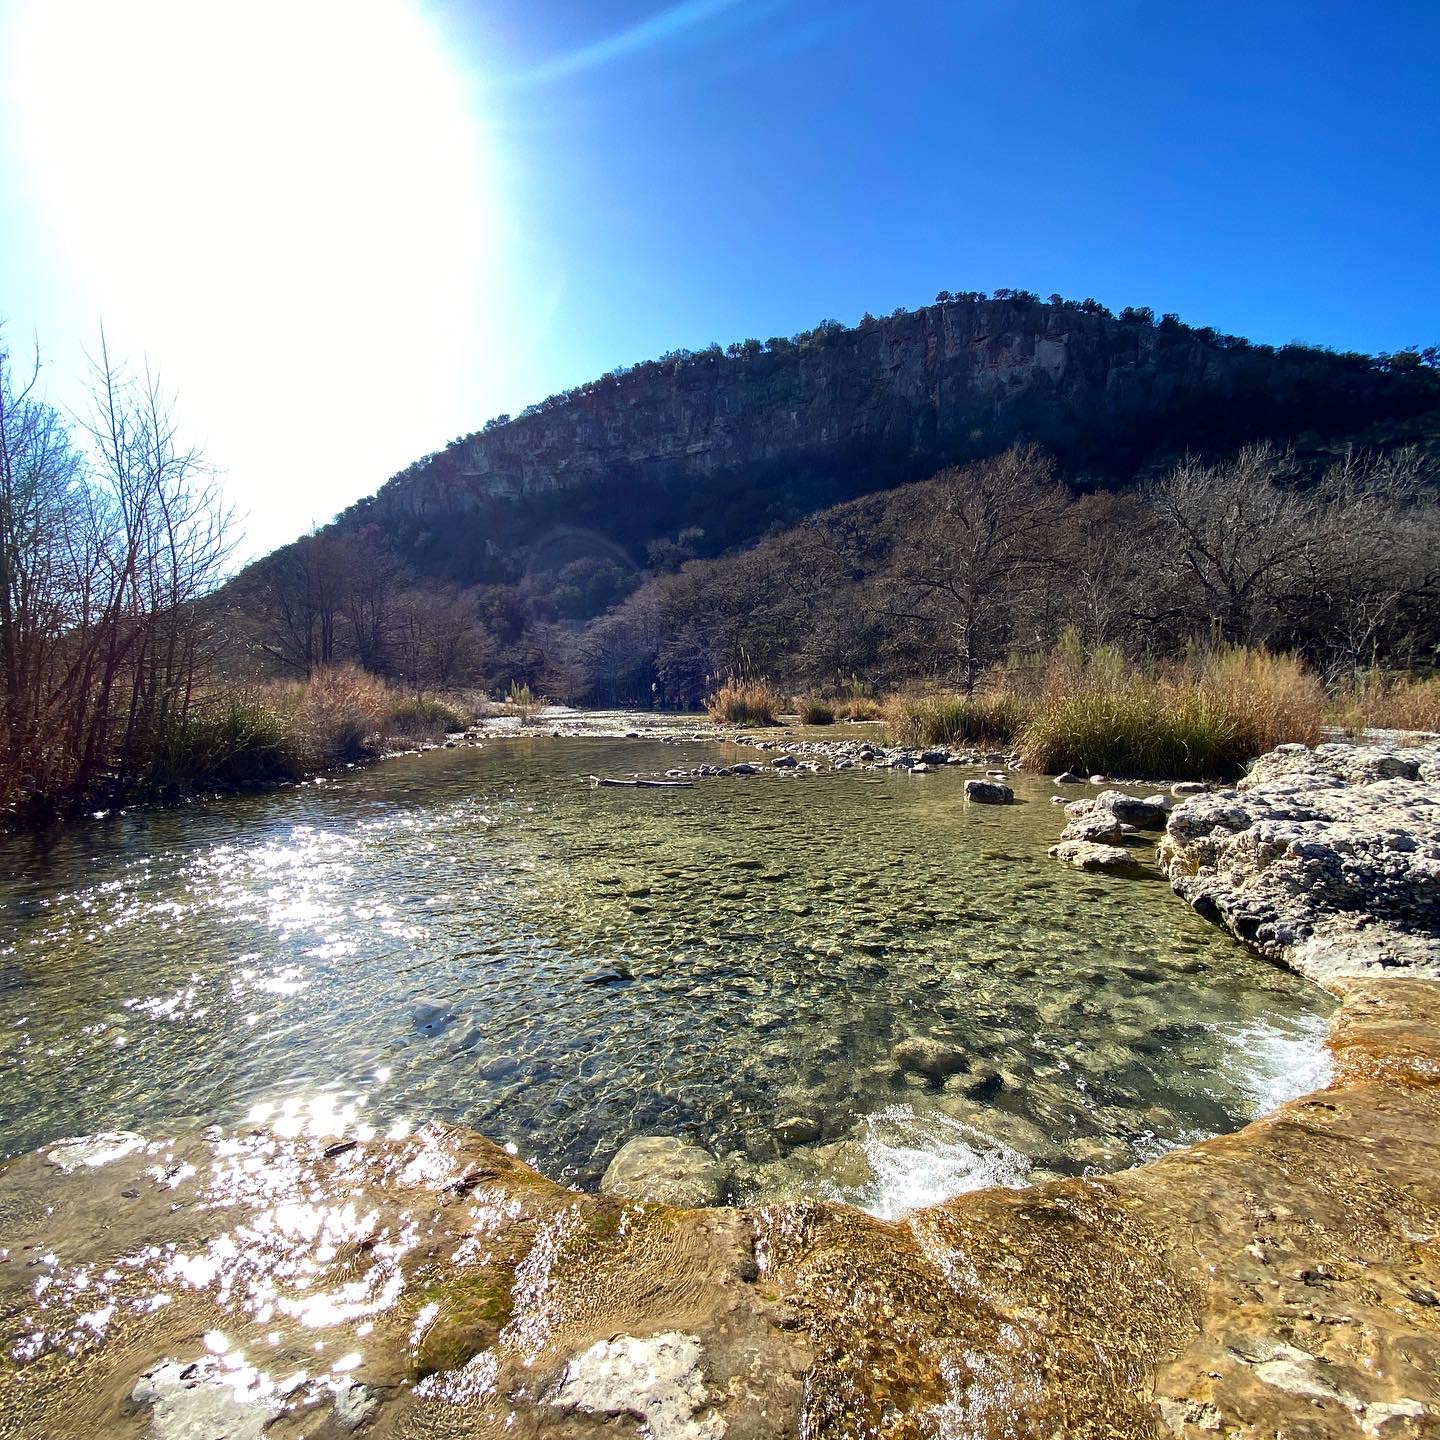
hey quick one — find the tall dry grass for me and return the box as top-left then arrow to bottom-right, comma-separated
705,680 -> 783,726
1334,673 -> 1440,736
884,691 -> 1029,749
1017,646 -> 1324,779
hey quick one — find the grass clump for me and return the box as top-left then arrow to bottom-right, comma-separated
796,696 -> 836,725
140,697 -> 302,790
274,664 -> 394,765
1017,687 -> 1247,780
1016,647 -> 1324,779
705,679 -> 782,726
832,696 -> 883,721
884,691 -> 1030,749
387,696 -> 468,739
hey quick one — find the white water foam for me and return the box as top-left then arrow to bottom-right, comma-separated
1209,1012 -> 1334,1119
847,1104 -> 1030,1221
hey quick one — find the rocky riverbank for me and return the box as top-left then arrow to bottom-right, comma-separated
2,738 -> 1438,1438
1158,740 -> 1440,984
2,976 -> 1437,1439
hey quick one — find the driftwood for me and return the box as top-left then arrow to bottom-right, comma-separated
589,775 -> 694,789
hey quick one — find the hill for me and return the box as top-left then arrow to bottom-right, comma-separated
225,293 -> 1440,695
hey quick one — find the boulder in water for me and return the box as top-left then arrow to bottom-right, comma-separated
600,1136 -> 730,1207
893,1036 -> 969,1079
964,779 -> 1013,804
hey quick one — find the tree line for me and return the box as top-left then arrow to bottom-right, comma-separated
562,442 -> 1440,706
228,439 -> 1440,712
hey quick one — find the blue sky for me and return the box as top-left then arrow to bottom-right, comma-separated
2,0 -> 1437,558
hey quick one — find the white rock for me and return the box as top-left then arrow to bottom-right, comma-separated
1159,740 -> 1440,983
550,1332 -> 725,1440
132,1358 -> 278,1440
46,1131 -> 147,1173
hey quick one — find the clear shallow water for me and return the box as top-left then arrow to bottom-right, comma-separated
0,735 -> 1333,1212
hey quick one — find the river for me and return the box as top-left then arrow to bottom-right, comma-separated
0,728 -> 1332,1215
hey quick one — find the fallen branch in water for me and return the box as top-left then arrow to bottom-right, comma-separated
588,775 -> 694,789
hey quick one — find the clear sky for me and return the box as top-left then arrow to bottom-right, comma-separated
2,0 -> 1437,560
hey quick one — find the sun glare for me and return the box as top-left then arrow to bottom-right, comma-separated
8,0 -> 496,551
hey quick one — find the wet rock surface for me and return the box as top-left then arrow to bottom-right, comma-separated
1,978 -> 1438,1438
1159,740 -> 1440,983
600,1135 -> 731,1207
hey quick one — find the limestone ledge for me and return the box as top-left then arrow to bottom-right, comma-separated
1158,740 -> 1440,985
0,974 -> 1437,1439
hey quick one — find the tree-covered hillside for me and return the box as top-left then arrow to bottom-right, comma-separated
223,292 -> 1440,698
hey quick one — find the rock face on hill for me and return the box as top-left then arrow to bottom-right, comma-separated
1158,740 -> 1440,984
323,297 -> 1435,574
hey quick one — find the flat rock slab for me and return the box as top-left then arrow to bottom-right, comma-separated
1048,839 -> 1142,872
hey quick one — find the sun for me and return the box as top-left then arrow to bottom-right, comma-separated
5,0 -> 500,552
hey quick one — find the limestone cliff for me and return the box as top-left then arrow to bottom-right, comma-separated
343,297 -> 1435,568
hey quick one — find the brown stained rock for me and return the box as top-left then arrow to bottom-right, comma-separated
4,994 -> 1440,1438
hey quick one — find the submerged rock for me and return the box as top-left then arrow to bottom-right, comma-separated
773,1115 -> 821,1147
893,1036 -> 970,1079
132,1358 -> 278,1440
600,1135 -> 730,1206
410,996 -> 459,1035
1159,739 -> 1440,983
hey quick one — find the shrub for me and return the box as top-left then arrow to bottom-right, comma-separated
273,664 -> 394,767
797,696 -> 836,725
705,680 -> 782,726
387,696 -> 468,739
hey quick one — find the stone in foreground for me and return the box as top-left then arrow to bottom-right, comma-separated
600,1134 -> 730,1206
551,1332 -> 723,1440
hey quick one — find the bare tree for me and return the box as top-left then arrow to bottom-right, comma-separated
0,328 -> 232,815
1146,444 -> 1321,646
883,445 -> 1070,691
